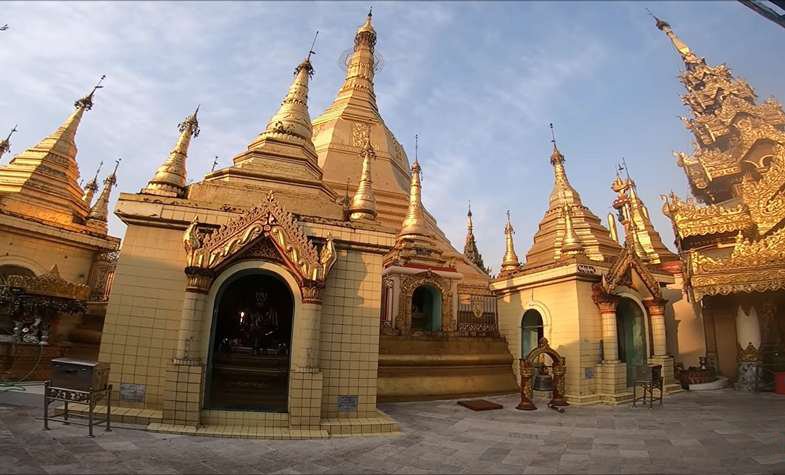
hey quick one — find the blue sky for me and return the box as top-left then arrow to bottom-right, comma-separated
1,2 -> 783,270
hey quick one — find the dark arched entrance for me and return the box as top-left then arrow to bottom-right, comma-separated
205,271 -> 293,412
411,285 -> 442,332
521,309 -> 544,359
616,297 -> 648,387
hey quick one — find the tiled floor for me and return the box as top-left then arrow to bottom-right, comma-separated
0,388 -> 784,474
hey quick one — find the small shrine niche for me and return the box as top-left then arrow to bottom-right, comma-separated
517,338 -> 569,411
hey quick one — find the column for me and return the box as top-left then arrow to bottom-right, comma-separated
174,267 -> 213,362
592,290 -> 627,401
289,284 -> 324,430
645,298 -> 675,386
596,297 -> 620,362
162,266 -> 212,427
644,298 -> 668,357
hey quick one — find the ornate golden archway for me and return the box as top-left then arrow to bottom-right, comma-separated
182,191 -> 336,304
398,270 -> 453,335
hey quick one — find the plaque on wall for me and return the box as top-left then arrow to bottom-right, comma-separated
119,383 -> 146,402
337,395 -> 358,412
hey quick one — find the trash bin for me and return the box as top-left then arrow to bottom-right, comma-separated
775,372 -> 785,395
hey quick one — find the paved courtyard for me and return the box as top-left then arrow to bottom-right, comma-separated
0,388 -> 784,474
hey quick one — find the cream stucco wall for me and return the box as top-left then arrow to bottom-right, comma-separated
663,273 -> 705,368
98,224 -> 187,408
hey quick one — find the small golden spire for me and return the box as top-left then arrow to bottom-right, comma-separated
82,160 -> 103,207
547,123 -> 581,208
143,106 -> 200,198
87,158 -> 120,233
399,136 -> 429,237
250,54 -> 315,151
464,202 -> 487,271
0,125 -> 18,160
500,210 -> 521,274
560,192 -> 584,256
349,136 -> 378,222
649,11 -> 700,64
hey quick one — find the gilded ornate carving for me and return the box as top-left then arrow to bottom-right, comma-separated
351,121 -> 371,148
398,271 -> 453,335
182,192 -> 333,302
688,228 -> 785,299
662,192 -> 754,239
737,342 -> 761,363
7,265 -> 90,301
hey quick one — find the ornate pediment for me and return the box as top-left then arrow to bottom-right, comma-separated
601,242 -> 662,300
183,191 -> 337,285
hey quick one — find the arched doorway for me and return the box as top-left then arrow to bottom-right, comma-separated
616,297 -> 648,386
411,285 -> 442,332
521,309 -> 544,359
205,271 -> 294,412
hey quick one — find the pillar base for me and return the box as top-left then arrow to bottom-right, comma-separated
162,361 -> 204,426
649,355 -> 675,386
288,368 -> 323,430
735,361 -> 762,392
596,361 -> 628,396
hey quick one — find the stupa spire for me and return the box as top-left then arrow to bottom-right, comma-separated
249,47 -> 316,153
0,125 -> 18,160
463,202 -> 487,272
548,123 -> 581,208
499,210 -> 521,276
334,10 -> 379,112
349,136 -> 378,222
82,160 -> 103,207
36,75 -> 105,167
560,192 -> 584,256
87,158 -> 119,233
143,106 -> 200,198
649,11 -> 701,65
399,135 -> 429,237
0,76 -> 106,225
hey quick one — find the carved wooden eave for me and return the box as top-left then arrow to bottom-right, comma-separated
600,241 -> 662,300
662,194 -> 755,240
5,265 -> 90,301
182,191 -> 337,299
688,227 -> 785,300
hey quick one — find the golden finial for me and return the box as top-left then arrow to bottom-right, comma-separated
0,125 -> 18,159
349,135 -> 378,222
179,105 -> 201,137
648,11 -> 697,61
87,158 -> 120,230
356,7 -> 377,51
399,145 -> 429,237
500,209 -> 521,274
296,31 -> 319,77
74,74 -> 106,111
144,108 -> 199,197
549,122 -> 564,165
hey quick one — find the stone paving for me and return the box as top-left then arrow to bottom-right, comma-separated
0,388 -> 784,474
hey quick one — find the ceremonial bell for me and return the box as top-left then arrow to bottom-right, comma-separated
533,365 -> 554,392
